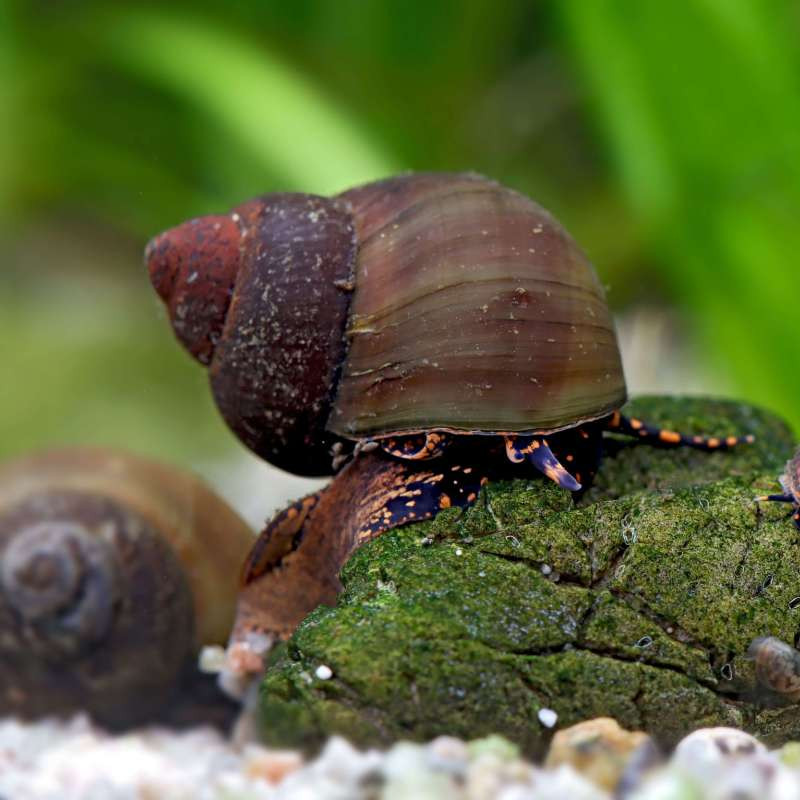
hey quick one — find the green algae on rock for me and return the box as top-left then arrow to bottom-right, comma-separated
259,396 -> 798,755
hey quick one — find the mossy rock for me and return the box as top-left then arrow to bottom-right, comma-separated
259,396 -> 799,756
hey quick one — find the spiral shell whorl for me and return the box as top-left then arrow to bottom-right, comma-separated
0,486 -> 195,724
1,519 -> 116,653
147,195 -> 357,475
146,213 -> 244,365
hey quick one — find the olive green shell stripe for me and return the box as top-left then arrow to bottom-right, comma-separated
345,323 -> 621,364
329,370 -> 626,437
347,276 -> 606,330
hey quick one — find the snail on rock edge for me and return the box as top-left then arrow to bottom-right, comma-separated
0,448 -> 254,727
145,172 -> 753,688
759,445 -> 800,530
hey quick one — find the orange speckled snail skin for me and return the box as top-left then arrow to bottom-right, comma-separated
146,172 -> 753,688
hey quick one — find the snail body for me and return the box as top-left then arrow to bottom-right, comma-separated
0,448 -> 254,727
760,446 -> 800,530
220,441 -> 510,692
147,172 -> 752,491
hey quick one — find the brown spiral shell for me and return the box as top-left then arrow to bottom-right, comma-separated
749,636 -> 800,702
147,172 -> 625,476
0,448 -> 254,727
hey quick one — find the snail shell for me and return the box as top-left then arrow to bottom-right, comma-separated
0,448 -> 254,727
748,636 -> 800,701
334,174 -> 625,437
147,173 -> 625,476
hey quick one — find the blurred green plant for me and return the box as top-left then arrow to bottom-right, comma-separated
559,0 -> 800,434
1,0 -> 798,468
104,10 -> 398,196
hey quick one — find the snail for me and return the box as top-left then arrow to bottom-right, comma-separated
759,445 -> 800,530
0,447 -> 254,728
145,172 -> 753,687
748,636 -> 800,702
146,172 -> 752,488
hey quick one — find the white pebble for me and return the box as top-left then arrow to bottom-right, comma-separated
315,664 -> 333,680
197,644 -> 226,673
538,708 -> 558,728
674,726 -> 765,771
528,764 -> 608,800
426,735 -> 468,775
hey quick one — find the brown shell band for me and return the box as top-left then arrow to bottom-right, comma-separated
210,194 -> 358,476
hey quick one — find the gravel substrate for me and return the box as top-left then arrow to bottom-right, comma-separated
1,714 -> 799,799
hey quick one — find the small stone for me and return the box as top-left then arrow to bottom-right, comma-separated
530,764 -> 609,800
382,741 -> 429,779
538,708 -> 558,728
243,744 -> 303,784
197,644 -> 225,673
627,768 -> 699,800
467,734 -> 520,762
427,735 -> 468,776
545,717 -> 652,792
315,664 -> 333,680
672,727 -> 765,778
383,742 -> 456,799
779,741 -> 800,767
308,735 -> 383,788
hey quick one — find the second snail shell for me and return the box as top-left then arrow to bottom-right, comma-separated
0,447 -> 254,727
